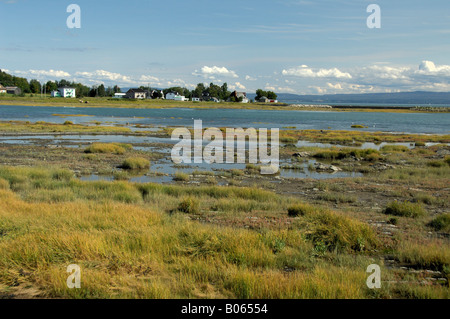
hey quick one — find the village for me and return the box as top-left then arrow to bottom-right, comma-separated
0,82 -> 279,104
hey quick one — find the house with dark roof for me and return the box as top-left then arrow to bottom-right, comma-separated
126,88 -> 147,99
5,86 -> 22,95
230,91 -> 249,103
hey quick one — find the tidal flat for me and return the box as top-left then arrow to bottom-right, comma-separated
0,118 -> 449,299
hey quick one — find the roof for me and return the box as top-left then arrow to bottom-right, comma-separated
127,88 -> 147,93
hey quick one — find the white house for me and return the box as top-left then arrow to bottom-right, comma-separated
191,97 -> 200,102
52,87 -> 76,98
113,93 -> 126,99
126,89 -> 147,99
0,85 -> 6,94
166,92 -> 186,101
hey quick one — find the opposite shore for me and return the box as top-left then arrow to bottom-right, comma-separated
1,96 -> 449,113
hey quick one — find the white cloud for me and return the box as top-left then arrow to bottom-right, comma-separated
282,65 -> 352,79
417,60 -> 450,75
139,75 -> 160,83
245,75 -> 257,81
75,70 -> 134,84
193,66 -> 238,79
229,82 -> 246,90
12,69 -> 71,78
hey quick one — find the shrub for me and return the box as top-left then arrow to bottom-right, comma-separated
383,201 -> 427,218
63,120 -> 73,125
351,125 -> 367,128
428,213 -> 450,232
177,197 -> 200,214
121,157 -> 150,170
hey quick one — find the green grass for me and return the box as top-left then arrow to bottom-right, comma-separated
173,171 -> 190,182
383,201 -> 427,218
177,197 -> 200,214
0,164 -> 448,299
287,203 -> 319,217
380,145 -> 409,153
428,213 -> 450,232
84,143 -> 132,155
313,148 -> 380,161
120,157 -> 150,170
0,120 -> 131,134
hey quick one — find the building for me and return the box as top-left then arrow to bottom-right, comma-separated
0,84 -> 6,94
126,89 -> 147,99
230,91 -> 249,103
257,96 -> 269,103
51,90 -> 61,97
166,92 -> 186,101
5,86 -> 22,95
51,87 -> 76,98
113,93 -> 126,99
257,96 -> 278,103
191,97 -> 200,102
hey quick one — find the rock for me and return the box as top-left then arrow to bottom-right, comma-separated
329,165 -> 342,172
314,163 -> 342,172
292,152 -> 310,158
436,149 -> 450,156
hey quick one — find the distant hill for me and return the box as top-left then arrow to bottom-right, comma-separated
247,91 -> 450,105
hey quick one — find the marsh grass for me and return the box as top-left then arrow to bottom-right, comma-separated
428,213 -> 450,232
0,121 -> 131,134
0,164 -> 448,299
380,145 -> 409,153
84,143 -> 132,155
120,157 -> 150,170
383,201 -> 427,218
313,148 -> 380,161
173,172 -> 190,182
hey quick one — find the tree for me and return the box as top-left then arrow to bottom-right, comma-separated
113,85 -> 121,93
256,89 -> 277,100
192,83 -> 205,98
267,91 -> 277,99
97,84 -> 106,97
221,83 -> 230,100
45,81 -> 58,93
29,79 -> 41,94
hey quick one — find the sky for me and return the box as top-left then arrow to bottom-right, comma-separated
1,0 -> 450,94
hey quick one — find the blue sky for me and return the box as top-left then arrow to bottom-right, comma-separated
1,0 -> 450,94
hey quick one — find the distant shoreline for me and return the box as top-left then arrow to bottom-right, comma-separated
0,97 -> 449,113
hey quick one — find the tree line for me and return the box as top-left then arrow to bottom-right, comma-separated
1,70 -> 277,101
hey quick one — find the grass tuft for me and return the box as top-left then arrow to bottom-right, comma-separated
383,201 -> 427,218
120,157 -> 150,170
